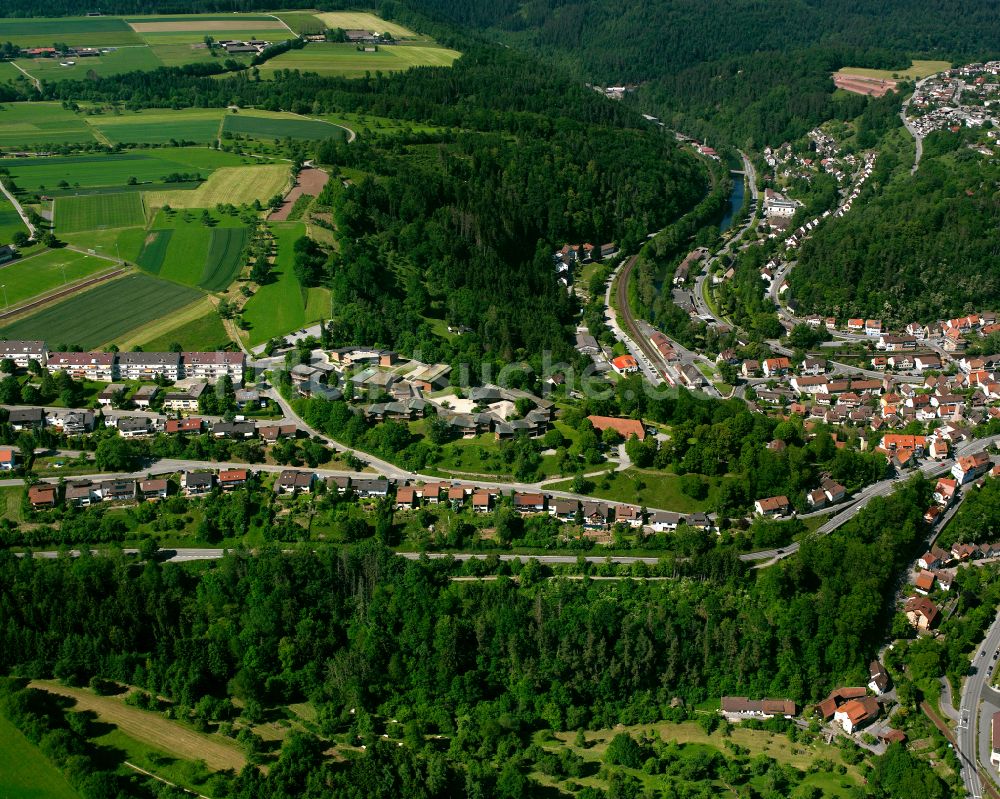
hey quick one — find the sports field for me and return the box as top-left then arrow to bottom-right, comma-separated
0,17 -> 142,47
243,221 -> 327,345
257,42 -> 460,78
14,47 -> 163,83
0,248 -> 112,308
2,147 -> 247,191
145,163 -> 291,208
55,192 -> 146,233
0,273 -> 203,348
0,713 -> 79,799
223,111 -> 350,141
88,108 -> 223,144
837,60 -> 950,81
0,196 -> 28,243
0,102 -> 97,149
313,11 -> 417,38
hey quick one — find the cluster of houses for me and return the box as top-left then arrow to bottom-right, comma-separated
0,340 -> 245,384
720,659 -> 901,740
907,62 -> 1000,138
22,46 -> 104,59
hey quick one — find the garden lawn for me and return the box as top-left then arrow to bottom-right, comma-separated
86,107 -> 224,144
0,273 -> 203,349
0,102 -> 97,149
2,147 -> 246,192
145,164 -> 290,208
546,467 -> 720,512
242,221 -> 309,345
223,111 -> 349,141
257,42 -> 460,78
0,248 -> 112,307
0,713 -> 79,799
55,192 -> 146,233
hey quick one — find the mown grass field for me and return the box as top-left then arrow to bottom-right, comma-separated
0,273 -> 203,348
0,713 -> 79,799
0,16 -> 143,47
2,146 -> 246,192
0,248 -> 113,308
223,111 -> 350,141
837,60 -> 950,80
55,192 -> 146,233
14,47 -> 163,84
155,227 -> 210,284
257,42 -> 461,78
29,680 -> 246,774
145,163 -> 290,208
87,107 -> 223,144
243,221 -> 318,345
137,302 -> 231,351
0,102 -> 97,149
202,227 -> 248,290
312,11 -> 418,38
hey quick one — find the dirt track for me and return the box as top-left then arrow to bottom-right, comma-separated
268,167 -> 329,221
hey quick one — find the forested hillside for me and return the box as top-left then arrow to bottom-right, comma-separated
788,138 -> 1000,322
33,47 -> 703,363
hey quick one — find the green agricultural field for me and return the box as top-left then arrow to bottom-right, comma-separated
257,42 -> 461,78
202,227 -> 248,290
0,248 -> 112,308
0,713 -> 79,799
138,304 -> 231,351
0,16 -> 142,47
14,47 -> 163,84
0,62 -> 26,82
55,192 -> 146,233
2,147 -> 248,192
135,229 -> 173,273
156,226 -> 211,284
223,111 -> 350,141
0,273 -> 203,348
312,11 -> 418,39
0,196 -> 27,243
243,221 -> 319,345
0,102 -> 97,149
837,60 -> 950,80
88,107 -> 224,144
273,11 -> 327,34
145,163 -> 290,208
127,16 -> 291,46
546,467 -> 720,513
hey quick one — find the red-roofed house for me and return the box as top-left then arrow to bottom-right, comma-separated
587,415 -> 646,441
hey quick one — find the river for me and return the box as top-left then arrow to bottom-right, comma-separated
718,171 -> 745,231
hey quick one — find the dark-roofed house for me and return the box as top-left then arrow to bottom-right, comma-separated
65,481 -> 99,507
117,416 -> 153,438
8,407 -> 44,430
99,479 -> 136,502
352,478 -> 390,498
550,498 -> 579,521
212,421 -> 256,439
868,661 -> 891,695
182,471 -> 215,496
275,470 -> 315,495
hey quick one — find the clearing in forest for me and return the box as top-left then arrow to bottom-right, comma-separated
28,680 -> 246,774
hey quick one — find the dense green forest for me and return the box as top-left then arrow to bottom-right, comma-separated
788,140 -> 1000,322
